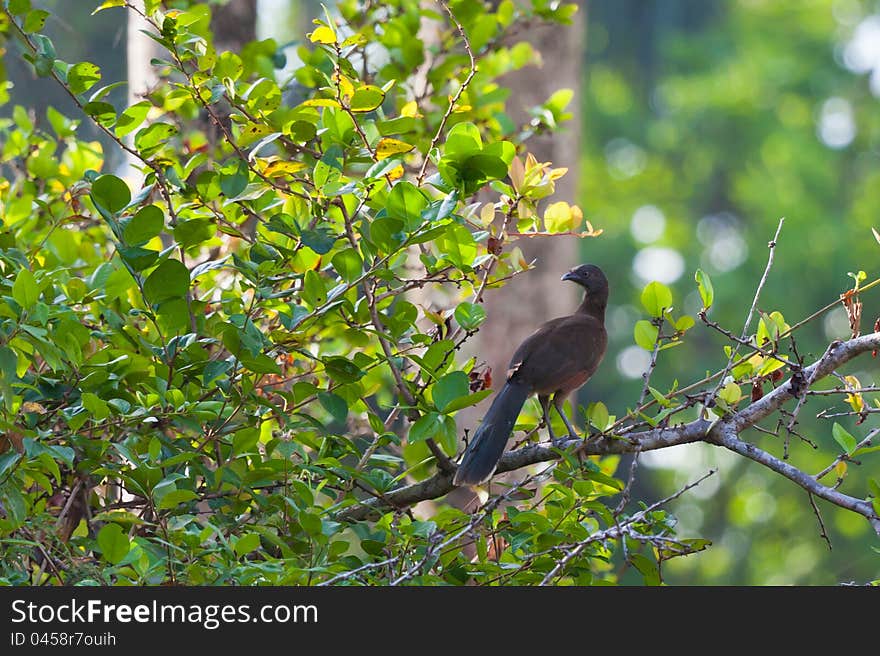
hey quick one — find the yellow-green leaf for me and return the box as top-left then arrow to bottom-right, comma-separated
92,0 -> 126,14
376,137 -> 415,160
350,85 -> 385,112
641,281 -> 673,318
695,268 -> 714,309
634,320 -> 658,350
262,160 -> 307,177
718,382 -> 742,406
309,25 -> 336,44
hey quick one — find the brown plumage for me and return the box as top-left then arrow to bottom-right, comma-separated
453,264 -> 609,486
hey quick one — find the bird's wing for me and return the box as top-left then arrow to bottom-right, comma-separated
507,315 -> 607,395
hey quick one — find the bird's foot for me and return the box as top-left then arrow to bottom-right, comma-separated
584,429 -> 602,442
552,433 -> 579,447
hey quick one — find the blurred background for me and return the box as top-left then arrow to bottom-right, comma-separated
5,0 -> 880,584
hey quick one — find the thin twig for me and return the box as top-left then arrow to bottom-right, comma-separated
637,320 -> 664,406
813,428 -> 879,481
416,1 -> 477,185
709,217 -> 785,401
808,492 -> 832,551
539,469 -> 717,585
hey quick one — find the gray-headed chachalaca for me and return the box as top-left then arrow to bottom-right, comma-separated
453,264 -> 609,486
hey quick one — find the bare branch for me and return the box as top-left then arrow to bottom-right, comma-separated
710,217 -> 785,400
808,492 -> 832,551
708,425 -> 879,535
637,319 -> 664,406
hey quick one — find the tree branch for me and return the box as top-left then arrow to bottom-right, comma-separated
707,426 -> 879,534
337,332 -> 880,533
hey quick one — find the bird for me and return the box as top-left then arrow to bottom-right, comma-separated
453,263 -> 609,486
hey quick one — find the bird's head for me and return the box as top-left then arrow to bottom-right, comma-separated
561,264 -> 609,304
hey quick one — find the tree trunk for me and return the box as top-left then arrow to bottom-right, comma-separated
211,0 -> 258,54
120,1 -> 162,180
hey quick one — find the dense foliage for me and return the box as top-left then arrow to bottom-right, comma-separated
0,0 -> 664,585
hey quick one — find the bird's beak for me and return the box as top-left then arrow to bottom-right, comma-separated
561,271 -> 577,282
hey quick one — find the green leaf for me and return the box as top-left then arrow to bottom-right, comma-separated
234,533 -> 261,557
641,281 -> 673,318
832,422 -> 857,455
587,401 -> 609,431
675,315 -> 695,333
46,106 -> 77,138
143,259 -> 190,304
8,0 -> 32,16
444,122 -> 483,156
331,248 -> 363,283
12,269 -> 39,309
220,159 -> 249,198
350,85 -> 385,112
377,116 -> 414,138
119,246 -> 158,271
157,489 -> 198,509
300,227 -> 337,255
318,391 -> 348,423
718,382 -> 742,406
81,392 -> 110,421
115,100 -> 151,138
91,174 -> 131,214
695,268 -> 714,310
299,511 -> 322,536
134,122 -> 177,155
442,389 -> 493,413
0,345 -> 18,399
409,412 -> 456,454
369,217 -> 404,252
83,101 -> 116,126
454,302 -> 487,331
239,353 -> 281,375
22,9 -> 49,33
323,356 -> 364,383
433,371 -> 470,412
122,205 -> 164,245
97,524 -> 130,565
174,218 -> 214,248
231,427 -> 260,456
633,320 -> 658,350
302,269 -> 326,306
630,553 -> 661,586
386,181 -> 429,227
0,452 -> 21,480
67,61 -> 101,94
648,386 -> 672,407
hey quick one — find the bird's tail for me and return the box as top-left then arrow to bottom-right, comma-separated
453,380 -> 530,486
